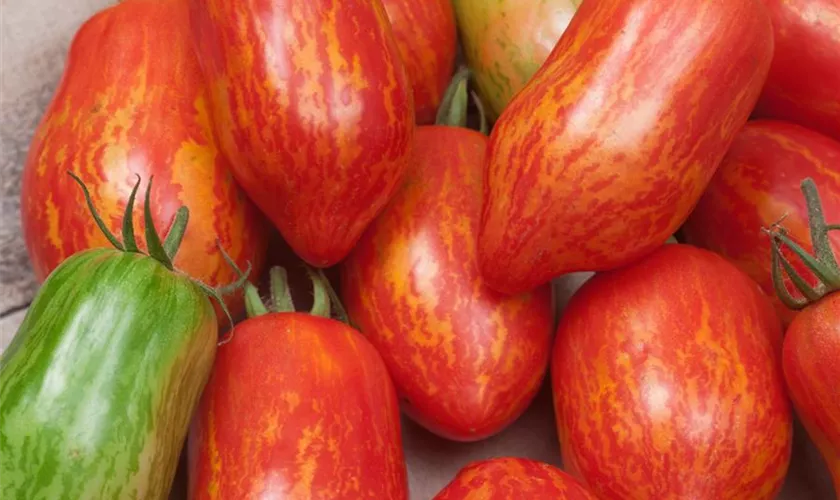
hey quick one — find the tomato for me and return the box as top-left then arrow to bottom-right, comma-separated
1,175 -> 223,499
341,73 -> 553,441
188,267 -> 408,499
753,0 -> 840,142
682,120 -> 840,326
551,244 -> 792,499
382,0 -> 457,124
451,0 -> 580,120
764,178 -> 840,497
477,0 -> 775,295
189,0 -> 415,268
19,0 -> 268,324
432,458 -> 597,499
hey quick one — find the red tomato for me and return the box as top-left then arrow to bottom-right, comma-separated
783,293 -> 840,496
341,123 -> 553,442
188,276 -> 408,499
19,0 -> 268,323
477,0 -> 774,294
432,458 -> 597,499
382,0 -> 457,124
682,120 -> 840,326
188,0 -> 415,268
552,244 -> 792,499
754,0 -> 840,142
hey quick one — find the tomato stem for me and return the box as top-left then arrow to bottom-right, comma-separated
435,67 -> 470,128
67,171 -> 124,251
307,267 -> 331,318
121,175 -> 141,253
270,267 -> 295,312
244,282 -> 268,318
471,90 -> 489,136
766,177 -> 840,309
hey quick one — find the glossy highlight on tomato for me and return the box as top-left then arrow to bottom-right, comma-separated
341,123 -> 553,442
682,120 -> 840,326
382,0 -> 457,124
478,0 -> 775,295
19,0 -> 268,323
432,457 -> 597,500
754,0 -> 840,142
552,244 -> 792,499
189,0 -> 415,268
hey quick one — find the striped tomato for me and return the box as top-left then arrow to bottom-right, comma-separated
432,458 -> 597,499
188,268 -> 407,499
754,0 -> 840,142
382,0 -> 457,124
552,244 -> 792,499
765,179 -> 840,497
682,120 -> 840,326
478,0 -> 775,294
451,0 -> 580,120
19,0 -> 268,324
341,72 -> 553,442
1,175 -> 228,499
189,0 -> 415,268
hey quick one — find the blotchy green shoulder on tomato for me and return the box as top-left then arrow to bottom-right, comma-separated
0,249 -> 217,499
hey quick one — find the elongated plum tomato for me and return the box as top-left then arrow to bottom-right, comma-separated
381,0 -> 457,124
1,175 -> 227,499
341,73 -> 554,441
478,0 -> 775,295
552,244 -> 792,499
432,457 -> 598,500
451,0 -> 581,120
753,0 -> 840,142
19,0 -> 267,324
682,120 -> 840,326
765,179 -> 840,497
188,268 -> 408,499
188,0 -> 414,268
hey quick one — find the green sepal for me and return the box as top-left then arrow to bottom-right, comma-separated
270,267 -> 295,313
306,266 -> 331,318
142,177 -> 174,270
436,67 -> 471,128
163,207 -> 189,261
67,171 -> 124,251
121,175 -> 141,253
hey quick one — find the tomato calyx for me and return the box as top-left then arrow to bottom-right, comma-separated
67,171 -> 251,332
242,264 -> 349,322
764,177 -> 840,309
435,66 -> 489,135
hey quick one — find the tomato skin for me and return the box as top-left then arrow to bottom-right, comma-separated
19,0 -> 268,324
451,0 -> 580,120
753,0 -> 840,142
188,313 -> 408,499
551,245 -> 792,499
477,0 -> 774,295
189,0 -> 414,268
682,120 -> 840,326
382,0 -> 457,124
1,249 -> 217,499
432,457 -> 597,500
783,293 -> 840,495
341,127 -> 553,441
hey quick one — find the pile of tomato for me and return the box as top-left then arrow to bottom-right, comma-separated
2,0 -> 840,498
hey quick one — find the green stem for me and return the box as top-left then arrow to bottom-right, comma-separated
270,267 -> 295,312
435,67 -> 470,128
766,177 -> 840,310
307,267 -> 331,318
121,175 -> 141,253
244,282 -> 268,318
318,268 -> 348,324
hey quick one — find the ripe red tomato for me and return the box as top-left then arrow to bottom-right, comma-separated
341,124 -> 553,442
754,0 -> 840,142
188,0 -> 415,268
477,0 -> 774,295
552,244 -> 792,499
682,120 -> 840,326
432,458 -> 597,499
19,0 -> 268,323
381,0 -> 457,124
188,273 -> 408,499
